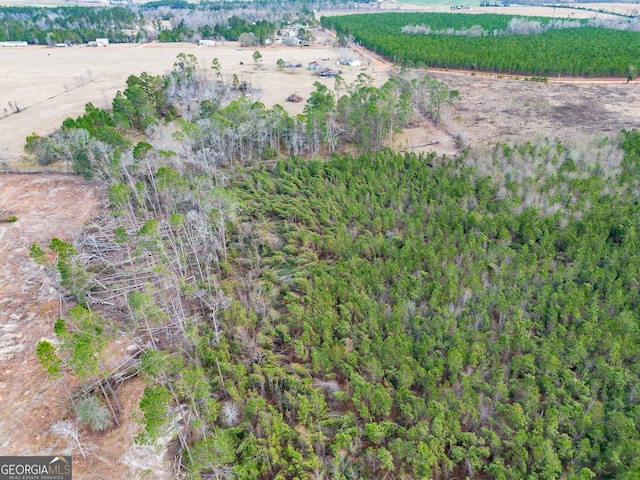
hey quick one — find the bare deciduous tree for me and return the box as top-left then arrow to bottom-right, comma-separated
51,420 -> 92,460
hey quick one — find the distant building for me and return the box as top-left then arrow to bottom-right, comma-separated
198,39 -> 216,46
0,41 -> 28,47
307,61 -> 321,70
336,58 -> 362,67
87,38 -> 109,47
283,37 -> 302,46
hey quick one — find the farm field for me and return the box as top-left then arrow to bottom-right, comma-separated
322,1 -> 637,19
397,0 -> 478,6
393,0 -> 640,16
429,70 -> 640,145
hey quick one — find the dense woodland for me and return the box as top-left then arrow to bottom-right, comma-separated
27,46 -> 640,478
0,6 -> 137,44
321,13 -> 640,77
0,0 -> 350,45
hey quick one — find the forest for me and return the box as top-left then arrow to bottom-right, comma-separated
0,6 -> 137,44
0,0 -> 346,45
26,47 -> 640,478
321,13 -> 640,77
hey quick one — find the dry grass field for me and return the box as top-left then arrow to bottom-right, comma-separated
322,1 -> 639,18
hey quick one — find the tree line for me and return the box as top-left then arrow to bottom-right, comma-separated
0,6 -> 136,44
0,0 -> 346,45
25,54 -> 458,177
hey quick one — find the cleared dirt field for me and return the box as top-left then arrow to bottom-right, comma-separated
0,174 -> 175,478
435,72 -> 640,148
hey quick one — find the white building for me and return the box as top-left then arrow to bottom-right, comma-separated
336,58 -> 362,67
0,41 -> 27,47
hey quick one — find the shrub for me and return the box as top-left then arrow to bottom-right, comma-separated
0,211 -> 17,223
77,396 -> 112,431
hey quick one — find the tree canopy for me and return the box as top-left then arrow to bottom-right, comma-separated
322,12 -> 640,76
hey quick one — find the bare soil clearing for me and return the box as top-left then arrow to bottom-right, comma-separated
0,174 -> 172,479
432,72 -> 640,147
0,175 -> 95,457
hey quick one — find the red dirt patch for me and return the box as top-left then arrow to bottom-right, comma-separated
0,174 -> 171,478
